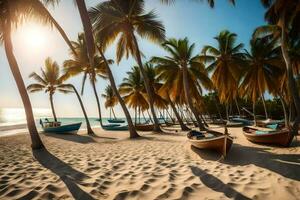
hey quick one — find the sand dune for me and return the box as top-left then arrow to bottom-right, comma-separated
0,127 -> 299,200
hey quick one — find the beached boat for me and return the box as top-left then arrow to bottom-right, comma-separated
256,119 -> 284,127
187,130 -> 233,157
107,119 -> 125,123
102,124 -> 128,131
243,126 -> 293,147
40,120 -> 81,134
226,121 -> 244,127
135,124 -> 154,131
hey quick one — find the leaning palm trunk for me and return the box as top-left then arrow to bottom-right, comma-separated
234,98 -> 241,116
182,64 -> 205,130
261,92 -> 268,119
225,104 -> 230,121
49,93 -> 57,122
37,1 -> 77,56
3,20 -> 43,149
279,95 -> 288,127
281,14 -> 300,136
253,101 -> 256,126
70,84 -> 94,135
91,81 -> 103,127
131,33 -> 161,132
98,49 -> 139,138
75,0 -> 95,68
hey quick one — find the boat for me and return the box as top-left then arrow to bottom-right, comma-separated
135,123 -> 154,131
102,124 -> 128,131
226,121 -> 244,127
256,119 -> 284,127
242,126 -> 294,147
231,117 -> 253,125
187,130 -> 233,157
107,119 -> 125,123
40,119 -> 81,134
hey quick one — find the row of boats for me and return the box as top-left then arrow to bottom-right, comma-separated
187,118 -> 296,158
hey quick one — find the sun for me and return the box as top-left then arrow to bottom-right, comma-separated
23,24 -> 47,49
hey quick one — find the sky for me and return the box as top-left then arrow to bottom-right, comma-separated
0,0 -> 266,118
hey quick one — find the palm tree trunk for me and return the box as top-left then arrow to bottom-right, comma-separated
261,92 -> 268,119
98,48 -> 139,138
214,94 -> 223,120
147,110 -> 153,123
226,104 -> 230,121
182,64 -> 205,130
135,106 -> 137,125
37,1 -> 77,56
75,0 -> 95,68
112,108 -> 117,119
91,81 -> 103,127
253,101 -> 256,126
234,98 -> 241,116
165,107 -> 175,123
279,95 -> 288,127
70,85 -> 94,135
131,32 -> 161,132
49,93 -> 57,122
3,19 -> 43,149
281,13 -> 300,136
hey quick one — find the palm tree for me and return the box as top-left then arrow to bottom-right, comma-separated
119,66 -> 150,125
28,57 -> 95,134
63,34 -> 108,128
152,38 -> 213,130
260,0 -> 300,135
102,85 -> 118,120
49,0 -> 139,138
201,30 -> 244,121
239,35 -> 282,121
0,1 -> 47,149
27,58 -> 73,122
89,0 -> 165,132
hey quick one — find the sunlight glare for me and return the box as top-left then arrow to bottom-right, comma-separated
23,24 -> 47,49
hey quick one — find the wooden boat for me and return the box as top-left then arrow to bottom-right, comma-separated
226,121 -> 244,127
243,126 -> 294,147
107,119 -> 125,123
135,124 -> 154,131
40,120 -> 81,134
187,130 -> 233,157
102,124 -> 128,131
256,119 -> 284,127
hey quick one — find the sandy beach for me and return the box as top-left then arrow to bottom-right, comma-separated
0,127 -> 299,200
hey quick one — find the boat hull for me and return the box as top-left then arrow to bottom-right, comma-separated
107,119 -> 125,123
243,127 -> 293,147
135,124 -> 154,131
42,122 -> 82,134
102,124 -> 128,131
189,134 -> 233,157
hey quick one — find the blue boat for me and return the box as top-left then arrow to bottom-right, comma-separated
102,124 -> 128,131
40,119 -> 82,134
107,119 -> 125,123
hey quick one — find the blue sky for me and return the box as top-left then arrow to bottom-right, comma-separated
0,0 -> 266,118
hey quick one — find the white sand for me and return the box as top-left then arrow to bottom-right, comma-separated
0,126 -> 299,200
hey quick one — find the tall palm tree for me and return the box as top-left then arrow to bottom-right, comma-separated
152,38 -> 213,130
239,35 -> 282,121
27,58 -> 73,122
28,57 -> 95,134
201,30 -> 244,121
49,0 -> 139,138
0,1 -> 46,149
101,85 -> 118,120
89,0 -> 165,132
63,34 -> 108,128
260,0 -> 300,135
119,66 -> 149,125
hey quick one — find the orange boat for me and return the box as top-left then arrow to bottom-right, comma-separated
187,130 -> 233,157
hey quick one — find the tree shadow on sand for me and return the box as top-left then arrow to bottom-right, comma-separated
224,143 -> 300,181
191,139 -> 300,181
43,132 -> 96,144
190,166 -> 251,200
33,149 -> 95,200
